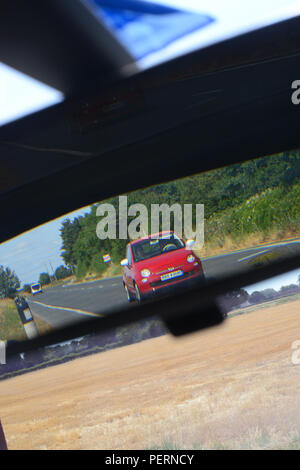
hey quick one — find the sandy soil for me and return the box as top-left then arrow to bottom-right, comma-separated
1,299 -> 300,450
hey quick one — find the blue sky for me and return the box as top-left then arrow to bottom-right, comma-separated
246,269 -> 300,294
0,207 -> 90,285
0,62 -> 63,126
0,0 -> 299,288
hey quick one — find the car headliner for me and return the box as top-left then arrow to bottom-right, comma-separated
0,3 -> 300,244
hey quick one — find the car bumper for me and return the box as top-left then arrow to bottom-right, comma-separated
140,270 -> 205,298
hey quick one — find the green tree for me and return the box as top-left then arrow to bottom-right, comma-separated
260,288 -> 277,300
249,291 -> 265,304
39,272 -> 51,286
23,284 -> 32,294
54,265 -> 72,280
0,266 -> 20,298
60,218 -> 81,269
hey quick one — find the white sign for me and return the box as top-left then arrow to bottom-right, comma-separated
0,341 -> 6,365
23,308 -> 33,322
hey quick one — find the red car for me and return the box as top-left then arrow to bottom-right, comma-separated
121,231 -> 205,302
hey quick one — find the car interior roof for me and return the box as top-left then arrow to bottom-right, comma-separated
1,3 -> 300,354
0,13 -> 300,244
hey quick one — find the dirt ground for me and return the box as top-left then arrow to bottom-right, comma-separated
1,299 -> 300,450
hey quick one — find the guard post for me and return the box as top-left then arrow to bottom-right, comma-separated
14,296 -> 39,340
0,340 -> 5,365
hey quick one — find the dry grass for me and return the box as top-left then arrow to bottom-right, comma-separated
40,277 -> 75,290
66,263 -> 122,286
0,298 -> 12,309
198,231 -> 299,258
0,298 -> 52,341
1,299 -> 300,450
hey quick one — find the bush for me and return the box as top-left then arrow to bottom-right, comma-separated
76,260 -> 89,280
90,255 -> 106,276
205,182 -> 300,244
54,265 -> 72,280
39,272 -> 51,286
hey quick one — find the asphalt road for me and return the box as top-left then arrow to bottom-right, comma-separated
28,240 -> 300,328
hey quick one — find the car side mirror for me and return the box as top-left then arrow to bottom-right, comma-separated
186,239 -> 195,248
120,258 -> 129,267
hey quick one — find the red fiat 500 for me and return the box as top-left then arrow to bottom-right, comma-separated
121,231 -> 204,302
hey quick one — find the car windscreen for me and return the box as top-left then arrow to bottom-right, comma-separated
131,234 -> 185,262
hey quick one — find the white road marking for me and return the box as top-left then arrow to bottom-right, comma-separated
237,249 -> 270,262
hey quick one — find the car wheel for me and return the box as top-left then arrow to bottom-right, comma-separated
125,285 -> 134,302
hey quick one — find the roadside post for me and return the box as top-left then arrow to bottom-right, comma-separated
14,296 -> 39,340
0,419 -> 8,450
0,340 -> 5,365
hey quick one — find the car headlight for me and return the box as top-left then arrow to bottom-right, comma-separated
187,255 -> 195,263
141,269 -> 151,277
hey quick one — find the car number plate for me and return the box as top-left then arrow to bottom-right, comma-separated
160,270 -> 183,281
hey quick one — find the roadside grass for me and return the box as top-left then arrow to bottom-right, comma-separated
148,441 -> 182,450
33,276 -> 75,291
202,183 -> 300,254
0,342 -> 121,381
0,299 -> 27,341
148,430 -> 300,450
196,183 -> 300,258
0,298 -> 51,342
198,230 -> 300,259
72,262 -> 122,284
93,262 -> 122,279
229,292 -> 300,319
